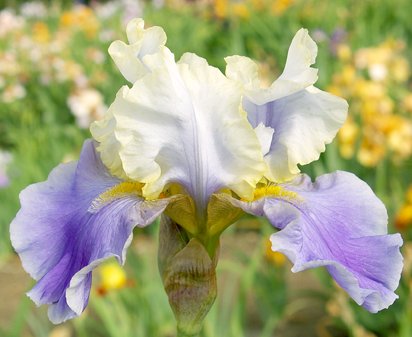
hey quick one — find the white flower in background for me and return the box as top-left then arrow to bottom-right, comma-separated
121,0 -> 143,25
99,29 -> 116,42
29,48 -> 43,63
52,59 -> 85,83
67,88 -> 107,128
20,1 -> 47,18
0,9 -> 24,38
0,52 -> 20,77
369,63 -> 388,81
152,0 -> 165,9
93,1 -> 121,19
0,150 -> 12,188
86,48 -> 106,64
17,36 -> 35,50
2,84 -> 26,103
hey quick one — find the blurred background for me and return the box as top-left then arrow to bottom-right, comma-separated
1,0 -> 412,336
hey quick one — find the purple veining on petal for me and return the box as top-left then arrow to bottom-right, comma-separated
10,139 -> 169,323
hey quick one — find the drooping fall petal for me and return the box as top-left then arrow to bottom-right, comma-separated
222,171 -> 403,312
10,140 -> 169,323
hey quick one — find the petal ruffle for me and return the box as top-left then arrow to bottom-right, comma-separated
110,51 -> 266,207
225,28 -> 318,105
92,19 -> 171,179
223,171 -> 403,312
108,18 -> 167,83
90,106 -> 127,179
10,140 -> 169,323
226,29 -> 348,182
245,87 -> 348,181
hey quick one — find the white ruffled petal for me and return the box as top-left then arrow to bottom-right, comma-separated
254,123 -> 274,157
226,28 -> 347,181
225,55 -> 260,88
225,29 -> 318,105
90,88 -> 129,180
111,52 -> 266,207
247,86 -> 348,181
108,18 -> 167,83
277,28 -> 318,92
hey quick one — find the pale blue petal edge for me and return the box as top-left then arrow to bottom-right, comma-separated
230,171 -> 403,313
10,140 -> 168,323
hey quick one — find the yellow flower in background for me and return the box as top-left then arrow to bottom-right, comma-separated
60,6 -> 99,38
251,0 -> 265,11
391,57 -> 409,82
357,135 -> 386,167
33,22 -> 50,43
232,3 -> 250,19
340,65 -> 356,85
97,261 -> 128,295
355,80 -> 385,100
338,117 -> 359,159
352,39 -> 409,82
214,0 -> 228,18
214,0 -> 250,20
388,121 -> 412,160
395,186 -> 412,230
402,93 -> 412,113
337,44 -> 352,62
265,239 -> 285,266
326,84 -> 343,97
214,0 -> 293,19
332,38 -> 412,167
271,0 -> 294,15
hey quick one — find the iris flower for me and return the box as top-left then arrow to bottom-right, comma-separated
10,19 -> 403,325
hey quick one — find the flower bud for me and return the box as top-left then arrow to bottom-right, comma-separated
158,215 -> 218,337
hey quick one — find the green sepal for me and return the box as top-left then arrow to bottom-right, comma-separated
207,193 -> 244,236
158,215 -> 218,337
164,194 -> 198,235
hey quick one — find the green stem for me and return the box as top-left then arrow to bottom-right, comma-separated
177,328 -> 200,337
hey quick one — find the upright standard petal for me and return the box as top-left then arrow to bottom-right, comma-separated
108,18 -> 167,83
111,51 -> 266,210
226,29 -> 348,182
10,140 -> 169,323
245,87 -> 348,181
92,19 -> 172,179
222,171 -> 403,312
90,106 -> 127,179
225,28 -> 318,105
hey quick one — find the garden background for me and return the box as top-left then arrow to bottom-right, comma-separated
1,0 -> 412,336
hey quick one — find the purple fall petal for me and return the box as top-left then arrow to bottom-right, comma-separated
230,171 -> 403,312
10,140 -> 169,323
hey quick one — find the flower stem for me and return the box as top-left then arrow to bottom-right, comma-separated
177,328 -> 200,337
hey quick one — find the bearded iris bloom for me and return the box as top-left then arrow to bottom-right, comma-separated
10,19 -> 403,331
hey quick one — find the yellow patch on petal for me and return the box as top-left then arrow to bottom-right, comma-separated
90,181 -> 143,211
253,185 -> 298,201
